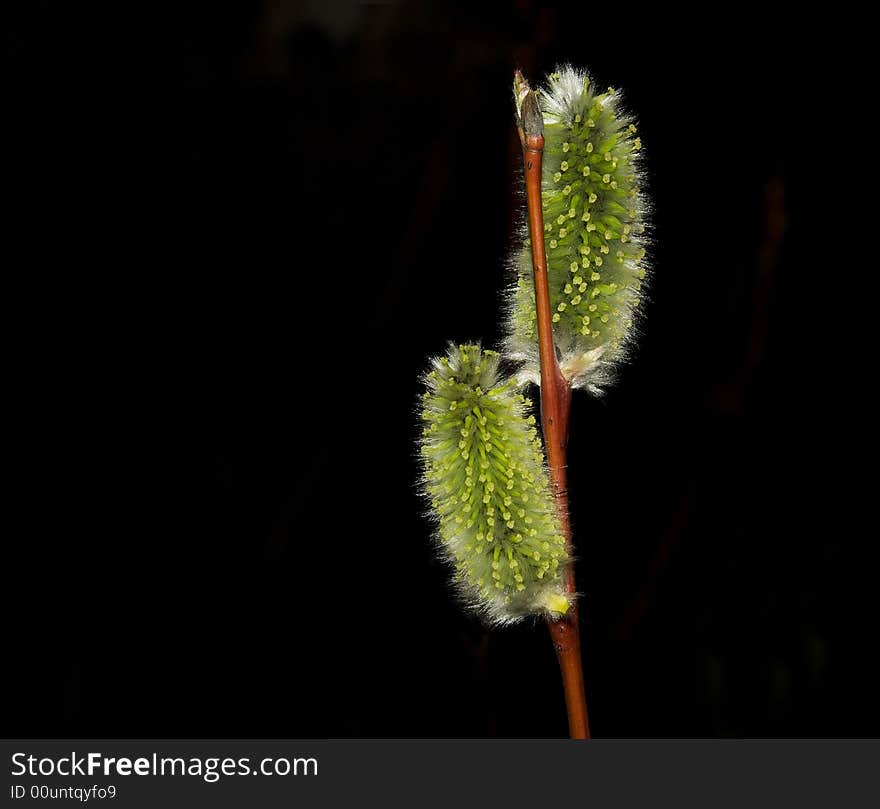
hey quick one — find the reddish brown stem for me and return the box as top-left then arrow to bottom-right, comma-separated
519,94 -> 591,740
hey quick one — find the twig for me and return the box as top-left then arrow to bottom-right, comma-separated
516,72 -> 591,739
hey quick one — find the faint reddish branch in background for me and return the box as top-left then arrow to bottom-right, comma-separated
746,176 -> 785,375
614,175 -> 786,640
610,482 -> 695,641
517,76 -> 590,740
715,174 -> 786,416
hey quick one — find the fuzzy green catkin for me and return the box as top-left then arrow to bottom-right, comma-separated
506,66 -> 651,395
418,344 -> 571,625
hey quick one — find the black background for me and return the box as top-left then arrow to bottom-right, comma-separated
6,2 -> 870,738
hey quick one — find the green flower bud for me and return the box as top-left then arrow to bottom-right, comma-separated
418,344 -> 571,624
505,66 -> 651,395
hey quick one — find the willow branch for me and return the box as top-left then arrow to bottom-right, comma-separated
516,72 -> 590,740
